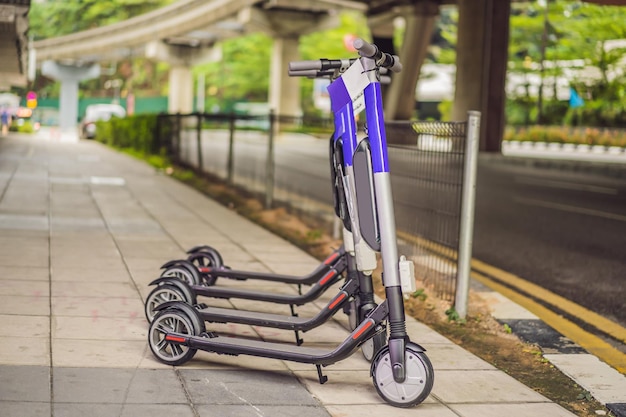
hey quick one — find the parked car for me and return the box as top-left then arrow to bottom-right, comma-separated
80,104 -> 126,139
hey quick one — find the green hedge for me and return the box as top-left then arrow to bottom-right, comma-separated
504,125 -> 626,147
95,114 -> 160,155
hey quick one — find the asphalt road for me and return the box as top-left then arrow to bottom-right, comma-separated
187,131 -> 626,328
473,161 -> 626,328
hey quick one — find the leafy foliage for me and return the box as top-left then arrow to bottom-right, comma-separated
29,0 -> 174,40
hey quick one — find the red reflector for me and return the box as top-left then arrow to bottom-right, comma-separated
199,267 -> 210,274
328,293 -> 347,310
352,321 -> 373,340
165,335 -> 187,343
324,252 -> 340,265
319,271 -> 335,286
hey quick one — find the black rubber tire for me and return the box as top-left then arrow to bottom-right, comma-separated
161,264 -> 200,286
144,284 -> 189,323
361,328 -> 387,362
148,307 -> 203,366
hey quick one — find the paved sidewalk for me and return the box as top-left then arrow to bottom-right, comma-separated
0,132 -> 582,416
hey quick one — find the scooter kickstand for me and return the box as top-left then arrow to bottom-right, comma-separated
316,365 -> 328,384
294,330 -> 303,346
289,305 -> 298,317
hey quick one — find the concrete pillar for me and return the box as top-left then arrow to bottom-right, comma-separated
168,66 -> 194,114
146,41 -> 222,114
453,0 -> 511,151
385,2 -> 439,120
41,61 -> 100,131
238,7 -> 339,120
269,36 -> 300,117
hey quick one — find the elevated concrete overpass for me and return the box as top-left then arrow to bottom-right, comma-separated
30,0 -> 626,150
0,0 -> 30,90
33,0 -> 367,132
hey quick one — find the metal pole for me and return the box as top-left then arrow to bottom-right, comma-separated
265,110 -> 276,209
227,113 -> 235,184
196,113 -> 203,173
455,111 -> 481,319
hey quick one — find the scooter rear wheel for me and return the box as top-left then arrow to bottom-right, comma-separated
361,330 -> 386,362
371,344 -> 434,408
187,251 -> 220,268
149,307 -> 203,366
161,264 -> 200,286
144,284 -> 189,323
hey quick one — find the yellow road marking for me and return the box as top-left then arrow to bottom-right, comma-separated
397,230 -> 626,371
471,259 -> 626,345
473,271 -> 626,374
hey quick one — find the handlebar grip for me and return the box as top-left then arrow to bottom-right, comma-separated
353,38 -> 377,58
389,55 -> 402,73
289,69 -> 318,77
289,60 -> 322,72
353,38 -> 402,73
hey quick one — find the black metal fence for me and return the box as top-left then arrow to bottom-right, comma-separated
156,112 -> 470,301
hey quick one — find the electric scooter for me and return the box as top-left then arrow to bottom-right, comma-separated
147,38 -> 434,408
145,67 -> 384,357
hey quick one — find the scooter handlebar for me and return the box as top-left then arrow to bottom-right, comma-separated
353,38 -> 402,73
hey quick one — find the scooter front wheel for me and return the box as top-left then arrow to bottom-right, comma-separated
371,343 -> 434,408
148,307 -> 203,366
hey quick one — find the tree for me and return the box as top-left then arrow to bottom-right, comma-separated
29,0 -> 174,40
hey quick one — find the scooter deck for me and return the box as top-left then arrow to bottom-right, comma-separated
192,266 -> 343,306
196,279 -> 357,331
168,317 -> 377,367
199,249 -> 347,285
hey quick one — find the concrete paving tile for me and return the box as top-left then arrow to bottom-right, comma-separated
0,236 -> 49,267
52,295 -> 144,318
294,369 -> 396,405
163,348 -> 292,372
50,217 -> 107,231
196,404 -> 331,417
53,403 -> 123,417
52,281 -> 138,298
405,320 -> 455,345
181,368 -> 320,406
449,402 -> 577,417
53,316 -> 145,340
0,336 -> 50,366
0,279 -> 49,297
0,213 -> 48,232
0,314 -> 49,338
2,401 -> 51,417
120,404 -> 195,417
0,365 -> 50,401
51,265 -> 131,282
421,343 -> 495,370
50,232 -> 114,246
325,403 -> 455,417
0,294 -> 49,316
50,253 -> 124,270
53,367 -> 136,403
479,291 -> 539,320
431,369 -> 548,403
123,368 -> 190,404
544,353 -> 626,404
0,265 -> 49,281
52,339 -> 146,368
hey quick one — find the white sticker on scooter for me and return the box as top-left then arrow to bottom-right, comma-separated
341,60 -> 370,103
